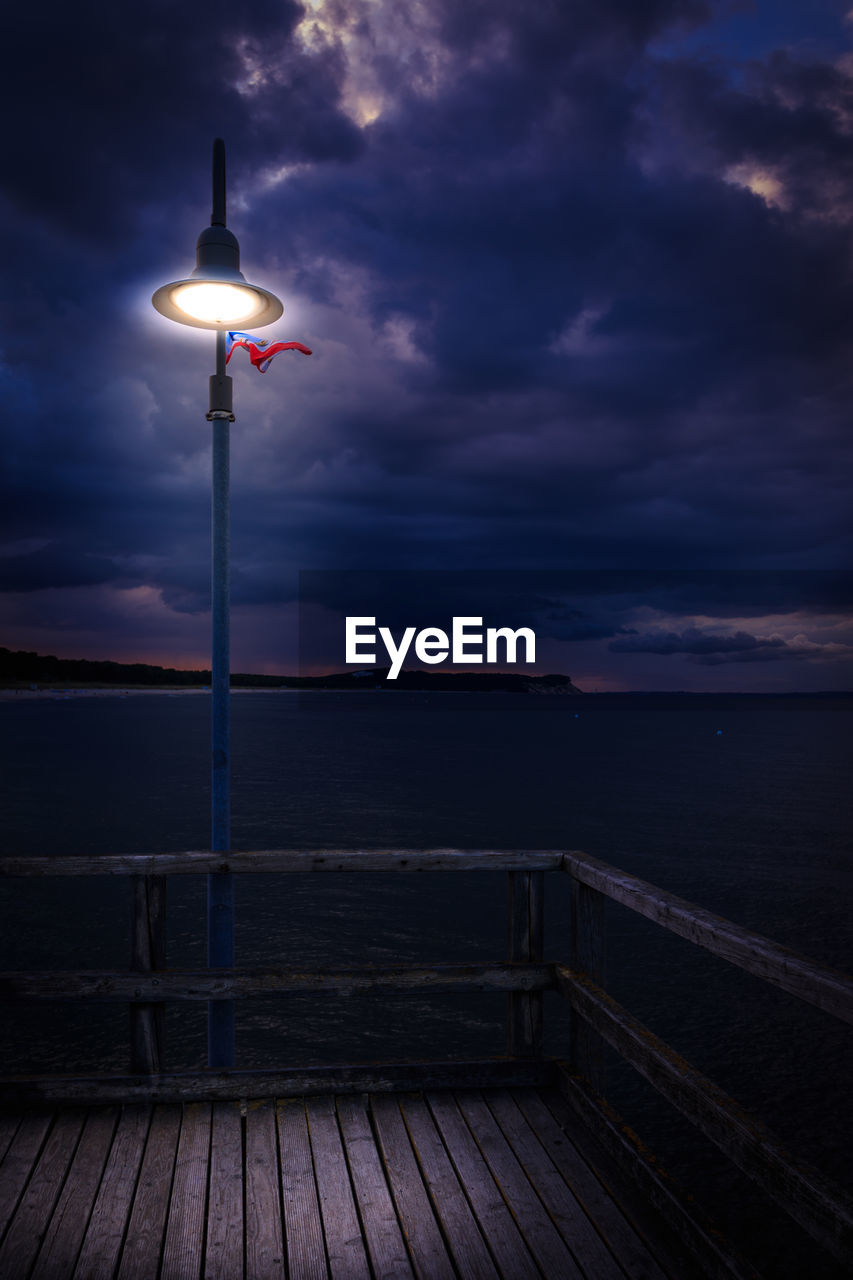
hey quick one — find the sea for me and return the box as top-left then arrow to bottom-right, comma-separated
0,690 -> 851,1276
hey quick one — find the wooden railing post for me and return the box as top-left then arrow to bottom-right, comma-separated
130,874 -> 166,1074
569,874 -> 606,1094
506,870 -> 544,1057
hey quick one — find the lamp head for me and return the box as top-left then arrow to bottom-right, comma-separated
152,142 -> 283,330
152,225 -> 283,329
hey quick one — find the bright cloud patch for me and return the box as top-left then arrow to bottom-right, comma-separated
295,0 -> 446,127
724,163 -> 786,208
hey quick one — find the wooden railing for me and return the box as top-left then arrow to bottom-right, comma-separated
558,852 -> 853,1270
0,847 -> 851,1269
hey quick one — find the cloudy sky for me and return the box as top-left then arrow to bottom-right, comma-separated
2,0 -> 853,690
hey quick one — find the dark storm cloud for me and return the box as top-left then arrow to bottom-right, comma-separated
0,545 -> 120,593
229,0 -> 853,578
1,0 -> 852,679
297,568 -> 853,677
586,570 -> 853,619
3,2 -> 360,238
297,568 -> 853,629
609,626 -> 786,655
643,44 -> 853,227
298,569 -> 634,640
692,647 -> 790,665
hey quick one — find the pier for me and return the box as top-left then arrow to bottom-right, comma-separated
1,849 -> 851,1278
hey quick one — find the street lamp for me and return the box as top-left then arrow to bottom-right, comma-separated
152,138 -> 283,1068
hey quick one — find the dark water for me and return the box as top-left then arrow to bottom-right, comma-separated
1,691 -> 851,1275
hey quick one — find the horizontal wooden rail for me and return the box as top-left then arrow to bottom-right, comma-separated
556,965 -> 853,1267
0,962 -> 553,1002
562,851 -> 853,1025
0,1058 -> 554,1105
0,848 -> 564,877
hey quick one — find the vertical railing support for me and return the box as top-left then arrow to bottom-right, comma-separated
506,870 -> 544,1057
569,874 -> 606,1094
130,874 -> 166,1074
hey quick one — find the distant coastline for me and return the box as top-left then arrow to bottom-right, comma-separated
0,647 -> 582,696
3,649 -> 851,699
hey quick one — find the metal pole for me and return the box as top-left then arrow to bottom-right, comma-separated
212,137 -> 226,227
208,327 -> 235,1067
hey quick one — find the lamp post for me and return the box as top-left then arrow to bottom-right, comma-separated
153,139 -> 283,1068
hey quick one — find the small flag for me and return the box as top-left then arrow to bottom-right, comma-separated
226,331 -> 312,373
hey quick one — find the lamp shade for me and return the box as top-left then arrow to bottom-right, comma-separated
152,225 -> 283,330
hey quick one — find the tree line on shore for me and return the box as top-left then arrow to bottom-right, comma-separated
0,647 -> 581,693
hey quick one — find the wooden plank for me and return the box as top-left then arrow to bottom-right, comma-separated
30,1107 -> 118,1280
117,1103 -> 181,1280
0,1111 -> 52,1241
513,1089 -> 670,1280
454,1090 -> 584,1279
370,1095 -> 455,1280
426,1092 -> 539,1280
569,875 -> 607,1094
0,1057 -> 553,1106
1,962 -> 553,1002
0,1113 -> 20,1168
485,1090 -> 628,1279
129,874 -> 166,1074
555,1070 -> 759,1280
556,967 -> 853,1267
306,1095 -> 371,1280
397,1094 -> 500,1280
245,1099 -> 285,1279
161,1102 -> 212,1280
336,1094 -> 414,1279
277,1098 -> 328,1280
562,850 -> 853,1025
0,1108 -> 85,1278
506,871 -> 544,1058
0,848 -> 563,877
204,1102 -> 243,1280
74,1105 -> 152,1280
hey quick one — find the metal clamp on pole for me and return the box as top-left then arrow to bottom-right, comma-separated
207,372 -> 234,422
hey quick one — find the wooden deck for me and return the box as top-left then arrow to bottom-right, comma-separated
3,848 -> 851,1277
0,1086 -> 699,1280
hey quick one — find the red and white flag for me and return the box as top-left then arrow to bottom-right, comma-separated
226,331 -> 312,373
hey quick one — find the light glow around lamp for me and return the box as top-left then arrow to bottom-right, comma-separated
152,276 -> 283,330
152,215 -> 283,330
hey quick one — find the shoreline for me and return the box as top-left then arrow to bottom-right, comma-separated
0,686 -> 276,701
2,685 -> 851,702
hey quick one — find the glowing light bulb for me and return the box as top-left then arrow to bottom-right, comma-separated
172,282 -> 259,325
